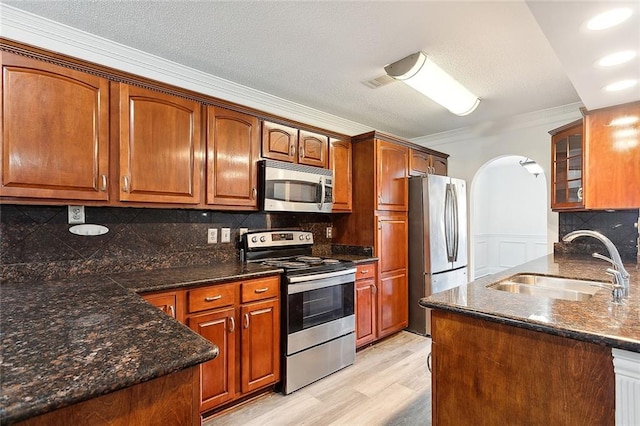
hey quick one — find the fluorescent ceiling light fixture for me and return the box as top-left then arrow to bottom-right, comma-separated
609,115 -> 639,126
519,158 -> 543,177
384,52 -> 480,116
603,79 -> 638,91
596,50 -> 637,67
586,8 -> 633,31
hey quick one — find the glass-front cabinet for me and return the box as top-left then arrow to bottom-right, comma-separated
551,120 -> 584,210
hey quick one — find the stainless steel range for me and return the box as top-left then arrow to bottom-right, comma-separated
242,230 -> 357,394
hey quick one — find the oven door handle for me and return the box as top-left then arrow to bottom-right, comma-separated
287,268 -> 356,294
287,268 -> 357,284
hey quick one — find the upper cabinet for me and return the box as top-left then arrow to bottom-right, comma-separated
376,141 -> 409,211
330,139 -> 352,212
262,121 -> 328,168
207,107 -> 260,209
550,101 -> 640,211
409,149 -> 448,176
1,52 -> 110,201
117,84 -> 202,204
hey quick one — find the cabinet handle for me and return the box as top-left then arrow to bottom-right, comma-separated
372,284 -> 377,294
577,187 -> 583,201
100,174 -> 107,192
290,145 -> 296,156
244,313 -> 250,329
169,305 -> 175,318
252,187 -> 257,199
122,176 -> 130,193
229,316 -> 235,332
300,146 -> 305,158
204,295 -> 222,302
254,287 -> 269,294
360,270 -> 369,274
427,352 -> 432,373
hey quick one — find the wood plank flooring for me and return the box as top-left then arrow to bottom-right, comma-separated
204,331 -> 431,426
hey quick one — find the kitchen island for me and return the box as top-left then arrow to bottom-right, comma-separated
420,254 -> 639,425
0,262 -> 283,425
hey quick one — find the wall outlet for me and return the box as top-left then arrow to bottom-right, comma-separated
208,228 -> 218,244
68,205 -> 85,225
221,228 -> 231,243
239,228 -> 249,241
326,227 -> 333,238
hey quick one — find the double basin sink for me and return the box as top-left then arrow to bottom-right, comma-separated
488,273 -> 604,302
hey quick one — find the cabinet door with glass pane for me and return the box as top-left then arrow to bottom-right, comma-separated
551,121 -> 584,210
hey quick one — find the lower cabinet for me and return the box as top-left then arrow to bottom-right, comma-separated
355,262 -> 377,348
142,275 -> 280,415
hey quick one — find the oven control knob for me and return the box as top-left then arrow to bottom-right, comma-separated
251,236 -> 258,243
260,236 -> 266,242
299,235 -> 304,240
305,235 -> 311,240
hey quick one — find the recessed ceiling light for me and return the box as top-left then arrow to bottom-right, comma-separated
609,116 -> 639,126
596,50 -> 637,67
586,8 -> 634,31
603,79 -> 638,92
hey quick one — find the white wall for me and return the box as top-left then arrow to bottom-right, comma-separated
472,156 -> 548,278
413,103 -> 584,278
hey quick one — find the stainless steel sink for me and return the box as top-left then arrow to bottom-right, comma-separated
487,274 -> 604,301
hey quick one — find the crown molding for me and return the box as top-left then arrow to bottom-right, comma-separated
411,102 -> 584,147
0,4 -> 372,136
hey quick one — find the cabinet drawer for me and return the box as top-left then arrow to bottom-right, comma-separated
241,276 -> 280,303
356,264 -> 375,281
188,283 -> 236,313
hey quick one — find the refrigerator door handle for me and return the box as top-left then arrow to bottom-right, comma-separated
444,183 -> 454,262
451,183 -> 459,262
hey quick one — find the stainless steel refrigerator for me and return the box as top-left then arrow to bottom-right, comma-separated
408,174 -> 468,335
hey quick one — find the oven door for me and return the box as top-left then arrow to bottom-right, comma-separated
286,269 -> 356,355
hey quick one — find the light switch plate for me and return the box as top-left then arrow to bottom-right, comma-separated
68,205 -> 85,225
221,228 -> 231,243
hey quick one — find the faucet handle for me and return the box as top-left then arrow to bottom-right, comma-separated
592,252 -> 616,267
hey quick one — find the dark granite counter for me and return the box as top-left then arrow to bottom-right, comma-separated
420,254 -> 640,352
110,262 -> 284,293
0,276 -> 218,424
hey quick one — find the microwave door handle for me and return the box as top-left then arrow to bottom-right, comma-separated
319,177 -> 325,210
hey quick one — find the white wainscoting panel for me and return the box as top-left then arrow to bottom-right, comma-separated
474,234 -> 548,279
613,348 -> 640,426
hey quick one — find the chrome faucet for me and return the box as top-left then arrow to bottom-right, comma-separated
562,230 -> 630,297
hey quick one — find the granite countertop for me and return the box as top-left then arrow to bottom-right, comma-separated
420,254 -> 640,353
0,262 -> 284,424
110,262 -> 284,293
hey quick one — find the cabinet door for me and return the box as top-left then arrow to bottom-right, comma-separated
240,299 -> 280,393
118,84 -> 201,204
331,139 -> 352,212
298,130 -> 328,168
551,122 -> 584,210
431,155 -> 448,176
409,150 -> 430,176
584,101 -> 640,209
376,141 -> 408,211
376,214 -> 408,338
262,121 -> 298,163
142,291 -> 183,322
1,52 -> 109,201
207,107 -> 260,208
188,308 -> 236,412
355,276 -> 377,348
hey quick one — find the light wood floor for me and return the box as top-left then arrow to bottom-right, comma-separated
204,331 -> 432,426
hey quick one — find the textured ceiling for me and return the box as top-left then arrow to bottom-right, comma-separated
2,1 -> 635,139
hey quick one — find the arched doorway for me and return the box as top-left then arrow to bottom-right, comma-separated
469,155 -> 549,280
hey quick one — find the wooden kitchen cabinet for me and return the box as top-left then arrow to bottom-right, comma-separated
431,310 -> 614,424
206,106 -> 260,209
262,120 -> 329,168
550,101 -> 640,211
117,83 -> 202,204
143,274 -> 280,415
330,139 -> 352,212
0,52 -> 110,201
355,262 -> 377,348
409,148 -> 447,176
376,213 -> 408,338
376,140 -> 408,211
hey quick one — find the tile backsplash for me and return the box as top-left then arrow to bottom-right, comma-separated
554,209 -> 639,263
0,205 -> 332,283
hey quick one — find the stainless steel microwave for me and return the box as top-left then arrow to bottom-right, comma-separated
260,160 -> 333,213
